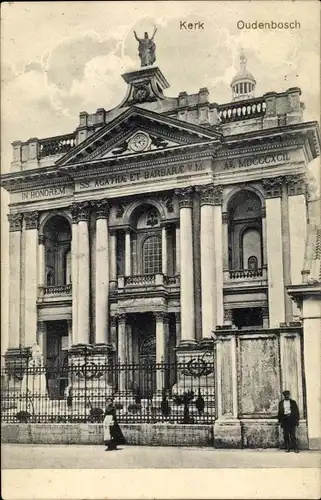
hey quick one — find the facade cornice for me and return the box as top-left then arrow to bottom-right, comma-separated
59,141 -> 219,176
216,139 -> 304,158
61,148 -> 217,180
1,171 -> 72,193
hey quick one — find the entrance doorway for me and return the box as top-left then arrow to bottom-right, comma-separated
138,335 -> 156,398
130,313 -> 156,398
46,321 -> 69,398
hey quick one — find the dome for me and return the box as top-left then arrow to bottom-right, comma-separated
230,51 -> 256,101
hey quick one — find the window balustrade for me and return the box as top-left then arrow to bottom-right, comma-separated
39,284 -> 72,296
228,268 -> 264,279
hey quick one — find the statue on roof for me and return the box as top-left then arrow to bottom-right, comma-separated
133,27 -> 157,67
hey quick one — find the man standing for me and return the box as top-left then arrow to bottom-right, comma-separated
278,390 -> 300,452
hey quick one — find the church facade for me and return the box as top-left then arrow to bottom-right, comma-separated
2,54 -> 321,448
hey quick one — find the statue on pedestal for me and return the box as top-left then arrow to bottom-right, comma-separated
133,27 -> 157,67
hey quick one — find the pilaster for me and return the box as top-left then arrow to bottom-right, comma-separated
92,199 -> 110,345
263,178 -> 286,327
76,202 -> 91,345
24,211 -> 39,347
175,187 -> 195,344
8,213 -> 23,349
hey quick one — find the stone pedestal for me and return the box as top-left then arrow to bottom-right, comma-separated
174,340 -> 215,395
4,347 -> 31,395
214,420 -> 242,448
68,344 -> 114,411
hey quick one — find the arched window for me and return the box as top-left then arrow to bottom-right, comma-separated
248,255 -> 258,270
143,235 -> 162,274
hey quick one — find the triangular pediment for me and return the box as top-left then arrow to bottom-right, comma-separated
56,106 -> 221,167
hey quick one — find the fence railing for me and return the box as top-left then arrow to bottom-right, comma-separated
1,358 -> 215,425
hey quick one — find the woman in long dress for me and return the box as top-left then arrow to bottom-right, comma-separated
103,398 -> 126,451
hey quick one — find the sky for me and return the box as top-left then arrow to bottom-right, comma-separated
1,1 -> 320,353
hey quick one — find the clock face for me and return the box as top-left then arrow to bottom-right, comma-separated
129,132 -> 150,152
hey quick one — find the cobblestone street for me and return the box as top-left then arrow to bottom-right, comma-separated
2,443 -> 320,469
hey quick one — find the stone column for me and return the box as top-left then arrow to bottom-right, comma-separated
94,199 -> 109,345
213,186 -> 224,326
118,314 -> 127,363
175,312 -> 181,346
24,211 -> 39,347
76,202 -> 91,345
38,234 -> 45,287
286,175 -> 307,315
67,319 -> 72,350
261,207 -> 268,268
118,314 -> 127,391
109,229 -> 117,283
175,226 -> 180,274
302,298 -> 321,449
222,211 -> 229,271
7,214 -> 23,349
110,316 -> 117,353
161,224 -> 168,276
155,312 -> 167,392
263,178 -> 286,327
175,187 -> 195,343
124,229 -> 131,277
37,321 -> 46,357
196,184 -> 216,338
262,307 -> 269,328
70,204 -> 79,346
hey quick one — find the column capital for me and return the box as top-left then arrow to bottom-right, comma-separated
118,313 -> 127,325
71,201 -> 91,222
222,211 -> 229,224
7,213 -> 23,232
174,187 -> 193,209
92,198 -> 109,219
262,177 -> 284,198
24,211 -> 39,230
284,173 -> 306,196
260,206 -> 266,218
195,183 -> 215,206
223,309 -> 233,322
213,185 -> 223,205
110,316 -> 117,327
38,234 -> 46,245
154,311 -> 169,323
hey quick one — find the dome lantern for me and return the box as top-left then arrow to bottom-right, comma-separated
231,50 -> 256,101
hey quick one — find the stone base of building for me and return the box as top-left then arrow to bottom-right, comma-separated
0,420 -> 311,448
213,419 -> 242,448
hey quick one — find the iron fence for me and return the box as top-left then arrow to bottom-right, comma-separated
1,356 -> 215,425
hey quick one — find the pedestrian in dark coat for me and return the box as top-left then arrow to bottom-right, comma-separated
277,390 -> 300,452
103,398 -> 126,451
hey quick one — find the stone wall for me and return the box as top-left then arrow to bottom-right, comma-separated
1,421 -> 309,448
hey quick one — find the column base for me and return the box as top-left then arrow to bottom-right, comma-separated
214,419 -> 242,449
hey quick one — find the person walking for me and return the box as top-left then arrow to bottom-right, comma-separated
277,390 -> 300,453
103,397 -> 126,451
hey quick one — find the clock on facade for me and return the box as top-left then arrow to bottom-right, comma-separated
128,132 -> 150,152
